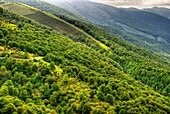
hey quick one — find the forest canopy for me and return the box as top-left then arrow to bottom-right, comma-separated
0,4 -> 170,114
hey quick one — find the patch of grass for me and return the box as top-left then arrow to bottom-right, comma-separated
0,2 -> 36,15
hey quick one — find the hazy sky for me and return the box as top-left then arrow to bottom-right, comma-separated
89,0 -> 170,8
44,0 -> 170,9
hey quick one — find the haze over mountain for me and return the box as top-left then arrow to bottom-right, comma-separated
44,0 -> 170,58
144,7 -> 170,19
45,0 -> 170,9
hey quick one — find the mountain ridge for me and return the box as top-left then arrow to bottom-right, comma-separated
44,0 -> 170,58
144,7 -> 170,20
3,0 -> 170,58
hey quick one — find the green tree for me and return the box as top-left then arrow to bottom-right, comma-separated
20,90 -> 29,101
23,81 -> 33,95
119,109 -> 126,114
99,84 -> 105,93
50,91 -> 61,106
105,94 -> 114,105
1,103 -> 17,114
97,91 -> 105,101
0,86 -> 9,96
90,90 -> 95,98
50,62 -> 56,70
83,103 -> 91,114
40,83 -> 50,99
92,108 -> 105,114
12,72 -> 28,85
51,82 -> 59,92
104,85 -> 112,94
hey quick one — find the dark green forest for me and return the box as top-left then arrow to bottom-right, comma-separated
58,15 -> 170,95
1,3 -> 170,114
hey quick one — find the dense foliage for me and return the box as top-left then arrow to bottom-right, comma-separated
96,23 -> 170,58
58,15 -> 170,96
1,7 -> 170,113
40,0 -> 170,57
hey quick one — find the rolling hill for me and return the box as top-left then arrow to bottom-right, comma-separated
0,2 -> 82,35
45,0 -> 170,43
0,2 -> 110,52
3,0 -> 170,59
1,0 -> 170,98
44,0 -> 170,58
145,7 -> 170,20
1,1 -> 170,114
0,0 -> 85,21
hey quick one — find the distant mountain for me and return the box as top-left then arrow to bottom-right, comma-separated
43,0 -> 170,41
44,0 -> 170,58
144,7 -> 170,20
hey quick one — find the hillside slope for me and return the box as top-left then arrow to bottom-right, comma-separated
145,7 -> 170,20
0,0 -> 85,20
1,6 -> 170,113
47,0 -> 170,43
2,2 -> 170,97
0,2 -> 110,52
44,0 -> 170,57
3,0 -> 170,58
0,2 -> 81,35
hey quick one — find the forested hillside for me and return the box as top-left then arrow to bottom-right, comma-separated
0,0 -> 170,59
1,2 -> 170,114
2,2 -> 170,96
44,0 -> 170,59
0,2 -> 110,53
58,15 -> 170,95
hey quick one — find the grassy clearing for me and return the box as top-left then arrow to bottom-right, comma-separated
0,46 -> 36,60
0,46 -> 45,61
0,45 -> 63,75
0,2 -> 36,15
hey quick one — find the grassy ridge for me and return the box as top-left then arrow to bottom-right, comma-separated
0,2 -> 110,52
0,2 -> 79,34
